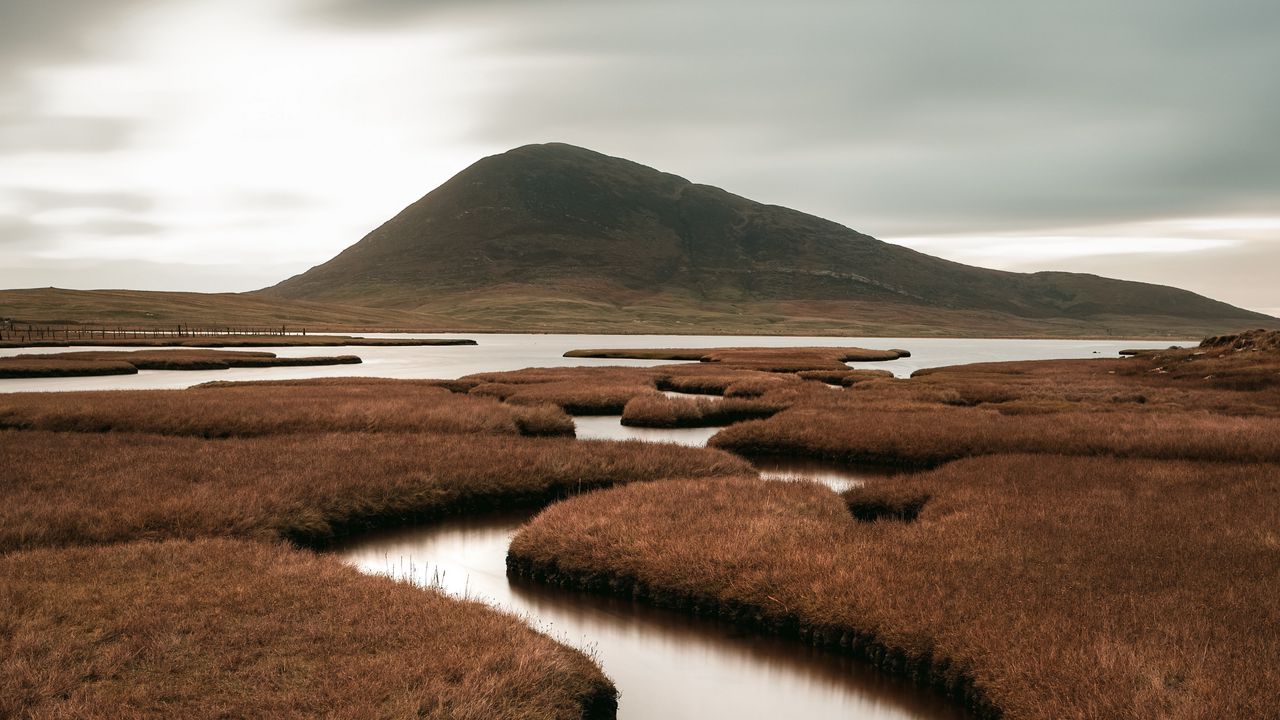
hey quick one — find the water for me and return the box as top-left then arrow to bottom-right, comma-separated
0,332 -> 1184,393
338,509 -> 966,720
574,415 -> 724,447
340,408 -> 937,718
6,333 -> 1176,716
572,414 -> 880,492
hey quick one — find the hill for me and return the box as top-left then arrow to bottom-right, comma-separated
3,143 -> 1274,337
258,143 -> 1274,337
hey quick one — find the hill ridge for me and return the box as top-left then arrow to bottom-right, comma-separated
258,142 -> 1272,336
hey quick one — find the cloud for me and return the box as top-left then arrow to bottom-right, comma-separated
0,215 -> 55,246
0,0 -> 1275,313
311,0 -> 1280,236
7,187 -> 155,214
1015,241 -> 1280,319
0,115 -> 137,155
0,257 -> 299,293
891,216 -> 1280,316
0,1 -> 153,71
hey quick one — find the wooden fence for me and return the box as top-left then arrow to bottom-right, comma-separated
0,323 -> 309,342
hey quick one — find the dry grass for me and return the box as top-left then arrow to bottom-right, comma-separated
651,365 -> 784,395
565,346 -> 905,369
563,348 -> 710,360
710,338 -> 1280,465
462,367 -> 661,414
456,354 -> 864,415
0,358 -> 139,378
712,405 -> 1280,466
796,368 -> 895,386
0,429 -> 752,552
1,538 -> 614,720
621,394 -> 786,428
0,349 -> 361,378
509,455 -> 1280,719
0,379 -> 574,437
0,334 -> 474,348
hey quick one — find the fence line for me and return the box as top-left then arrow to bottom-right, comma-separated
0,323 -> 308,342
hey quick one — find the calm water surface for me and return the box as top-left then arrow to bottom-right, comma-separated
340,416 -> 934,718
339,508 -> 965,720
8,333 -> 1178,716
0,332 -> 1184,393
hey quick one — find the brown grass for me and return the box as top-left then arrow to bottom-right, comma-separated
0,429 -> 752,552
0,358 -> 139,378
796,368 -> 895,386
0,379 -> 574,437
0,334 -> 474,348
711,405 -> 1280,466
509,455 -> 1280,719
1,538 -> 614,719
462,367 -> 660,414
621,395 -> 786,428
2,349 -> 362,376
565,346 -> 905,369
709,343 -> 1280,465
563,348 -> 710,360
651,365 -> 782,395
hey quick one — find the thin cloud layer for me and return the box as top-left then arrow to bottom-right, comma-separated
0,0 -> 1275,313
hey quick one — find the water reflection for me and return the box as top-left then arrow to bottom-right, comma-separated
572,417 -> 905,493
338,512 -> 967,720
1,332 -> 1182,393
661,390 -> 723,400
573,415 -> 721,447
755,457 -> 900,492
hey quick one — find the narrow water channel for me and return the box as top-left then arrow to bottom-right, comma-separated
337,418 -> 964,719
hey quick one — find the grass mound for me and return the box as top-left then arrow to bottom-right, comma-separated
0,379 -> 574,437
462,367 -> 660,414
1,539 -> 614,719
0,349 -> 360,378
565,346 -> 905,369
709,348 -> 1280,465
509,456 -> 1280,719
0,429 -> 751,552
621,395 -> 785,428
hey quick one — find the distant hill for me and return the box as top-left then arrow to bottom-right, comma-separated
4,143 -> 1275,337
258,143 -> 1274,337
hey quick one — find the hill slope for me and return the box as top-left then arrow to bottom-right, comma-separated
260,143 -> 1273,337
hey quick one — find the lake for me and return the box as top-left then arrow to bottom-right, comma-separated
0,332 -> 1183,393
3,332 -> 1183,717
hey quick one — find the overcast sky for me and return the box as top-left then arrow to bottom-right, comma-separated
1,0 -> 1276,315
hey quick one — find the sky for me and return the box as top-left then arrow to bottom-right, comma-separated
1,0 -> 1277,316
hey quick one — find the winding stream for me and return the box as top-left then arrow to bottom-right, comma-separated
338,415 -> 957,719
5,335 -> 1182,716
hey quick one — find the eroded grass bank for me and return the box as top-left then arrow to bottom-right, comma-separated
0,334 -> 475,348
0,375 -> 761,718
710,332 -> 1280,464
621,394 -> 786,428
0,349 -> 361,378
0,379 -> 574,437
509,456 -> 1280,719
0,429 -> 750,552
1,539 -> 614,720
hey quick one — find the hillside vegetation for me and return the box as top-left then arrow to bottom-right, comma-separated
260,143 -> 1274,337
4,145 -> 1274,337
